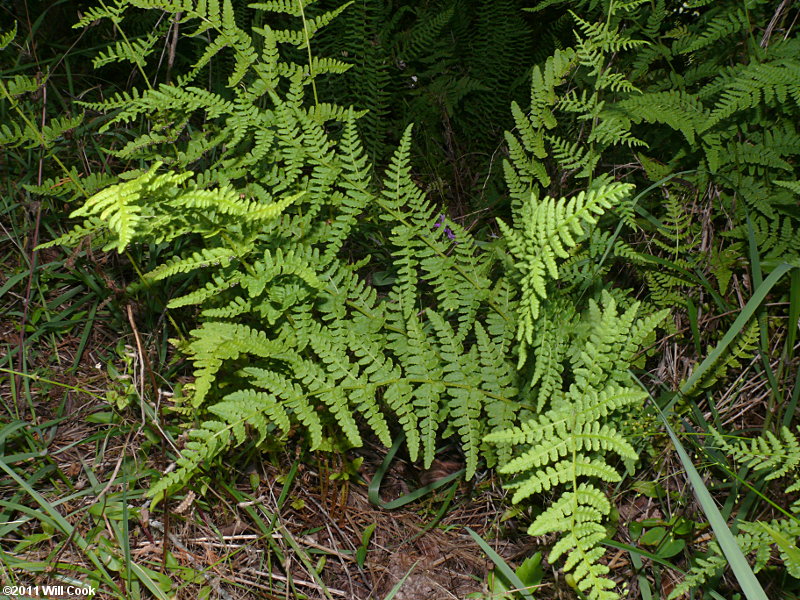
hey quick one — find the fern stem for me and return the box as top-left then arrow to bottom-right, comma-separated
99,0 -> 153,92
297,0 -> 319,107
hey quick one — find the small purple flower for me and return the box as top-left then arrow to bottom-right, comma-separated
433,213 -> 456,241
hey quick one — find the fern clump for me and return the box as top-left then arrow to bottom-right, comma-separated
55,114 -> 522,500
43,3 -> 673,599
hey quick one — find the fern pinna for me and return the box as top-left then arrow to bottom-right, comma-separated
44,2 -> 673,600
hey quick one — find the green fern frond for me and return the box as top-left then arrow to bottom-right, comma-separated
529,48 -> 578,130
775,180 -> 800,195
255,2 -> 352,49
146,247 -> 239,282
243,366 -> 324,450
617,90 -> 708,145
187,322 -> 286,407
0,22 -> 16,49
36,218 -> 112,251
148,420 -> 232,504
475,320 -> 519,466
210,389 -> 292,443
68,165 -> 184,251
677,7 -> 749,55
2,74 -> 39,98
428,311 -> 483,477
166,274 -> 243,308
398,4 -> 454,62
531,484 -> 618,600
72,1 -> 127,28
201,297 -> 252,319
23,169 -> 113,202
498,181 -> 634,348
668,552 -> 728,600
708,60 -> 800,126
487,286 -> 666,600
277,55 -> 352,80
683,319 -> 760,395
571,11 -> 645,54
588,115 -> 645,148
712,426 -> 800,482
401,312 -> 445,466
92,25 -> 166,68
0,119 -> 27,148
249,1 -> 315,17
546,134 -> 594,173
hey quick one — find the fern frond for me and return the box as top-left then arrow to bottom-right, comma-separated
72,1 -> 128,28
683,319 -> 759,395
243,366 -> 324,450
0,22 -> 17,49
210,388 -> 292,443
69,165 -> 186,251
475,321 -> 519,465
402,312 -> 445,467
428,311 -> 483,477
145,247 -> 239,282
187,322 -> 286,406
712,426 -> 800,482
166,273 -> 243,308
92,25 -> 166,68
617,90 -> 708,145
498,182 -> 634,348
529,48 -> 578,130
678,7 -> 749,55
708,60 -> 800,126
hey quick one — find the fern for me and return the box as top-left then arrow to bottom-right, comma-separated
712,426 -> 800,489
504,5 -> 649,195
36,5 -> 718,600
683,320 -> 760,396
488,292 -> 668,600
497,181 -> 634,358
56,105 -> 523,500
677,7 -> 750,55
670,426 -> 800,597
0,48 -> 84,152
0,22 -> 16,50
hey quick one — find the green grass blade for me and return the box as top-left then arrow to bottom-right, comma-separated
0,458 -> 122,595
466,527 -> 536,600
382,560 -> 419,600
680,262 -> 794,395
650,410 -> 768,600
